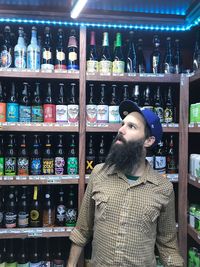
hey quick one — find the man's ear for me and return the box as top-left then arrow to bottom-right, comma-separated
144,136 -> 155,148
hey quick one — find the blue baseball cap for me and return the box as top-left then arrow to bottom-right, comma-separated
119,100 -> 163,147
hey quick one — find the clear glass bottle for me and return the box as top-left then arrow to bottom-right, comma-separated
14,27 -> 26,69
27,26 -> 40,70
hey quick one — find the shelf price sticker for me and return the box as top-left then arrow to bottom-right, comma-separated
43,227 -> 53,233
54,227 -> 66,232
3,176 -> 13,180
167,173 -> 178,182
29,175 -> 40,180
16,175 -> 28,180
46,175 -> 62,184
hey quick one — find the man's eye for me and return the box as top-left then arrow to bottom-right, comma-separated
129,124 -> 135,129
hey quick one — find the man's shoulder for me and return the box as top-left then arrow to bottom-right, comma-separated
90,163 -> 108,181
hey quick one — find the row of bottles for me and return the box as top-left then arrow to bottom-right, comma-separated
0,82 -> 79,123
0,237 -> 68,267
86,83 -> 177,124
0,26 -> 79,71
0,185 -> 77,228
0,134 -> 78,176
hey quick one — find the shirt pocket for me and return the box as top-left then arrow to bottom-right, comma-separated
140,207 -> 160,234
92,192 -> 109,221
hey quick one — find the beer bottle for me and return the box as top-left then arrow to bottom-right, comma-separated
41,27 -> 54,71
6,82 -> 19,123
131,85 -> 140,107
0,186 -> 4,227
17,134 -> 29,176
154,141 -> 166,174
0,135 -> 4,175
143,86 -> 153,111
52,238 -> 65,267
56,186 -> 66,226
43,185 -> 55,227
55,134 -> 65,175
86,83 -> 97,125
146,148 -> 154,168
67,83 -> 79,124
112,32 -> 125,76
173,39 -> 182,74
99,32 -> 112,75
56,83 -> 68,123
27,26 -> 40,71
0,239 -> 5,267
42,238 -> 52,267
97,84 -> 108,123
19,82 -> 31,122
167,135 -> 177,174
29,185 -> 42,227
154,86 -> 164,123
109,84 -> 120,123
67,29 -> 79,71
136,38 -> 146,73
4,186 -> 17,228
86,134 -> 96,174
42,135 -> 54,175
5,239 -> 16,267
17,186 -> 29,228
87,31 -> 99,74
126,31 -> 137,75
29,238 -> 42,267
30,135 -> 42,175
5,134 -> 17,176
164,86 -> 174,123
55,29 -> 66,70
122,84 -> 129,101
193,28 -> 200,71
67,134 -> 78,175
0,82 -> 6,122
98,135 -> 106,164
0,26 -> 13,68
31,82 -> 43,122
65,185 -> 77,227
150,35 -> 161,74
14,27 -> 26,69
163,37 -> 174,74
44,83 -> 56,123
17,239 -> 29,267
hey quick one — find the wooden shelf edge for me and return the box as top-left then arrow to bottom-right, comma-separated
189,70 -> 200,83
188,175 -> 200,189
188,224 -> 200,244
189,125 -> 200,133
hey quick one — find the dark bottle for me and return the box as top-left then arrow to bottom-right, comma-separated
43,185 -> 55,227
31,82 -> 43,122
5,239 -> 16,267
137,38 -> 146,73
164,86 -> 174,123
56,186 -> 66,226
55,135 -> 65,175
43,83 -> 56,123
29,185 -> 42,227
41,27 -> 54,71
0,82 -> 6,122
122,84 -> 129,101
126,31 -> 137,75
131,85 -> 140,107
146,148 -> 154,168
65,185 -> 77,227
17,239 -> 29,267
98,135 -> 106,164
0,186 -> 4,227
99,32 -> 112,75
67,29 -> 79,71
29,238 -> 42,267
0,26 -> 13,68
167,135 -> 177,174
163,37 -> 174,74
112,32 -> 125,76
193,28 -> 200,71
6,82 -> 19,122
0,135 -> 4,175
17,134 -> 29,176
56,83 -> 68,122
4,134 -> 17,176
97,84 -> 108,123
154,141 -> 166,174
154,86 -> 164,123
87,31 -> 99,74
17,186 -> 29,228
30,135 -> 42,175
150,35 -> 161,74
143,86 -> 153,111
86,83 -> 97,124
42,238 -> 52,267
67,83 -> 79,124
173,39 -> 182,74
19,83 -> 31,122
52,238 -> 65,267
67,134 -> 78,175
4,186 -> 17,228
109,84 -> 120,123
55,28 -> 66,70
0,239 -> 5,266
42,135 -> 54,175
86,134 -> 96,174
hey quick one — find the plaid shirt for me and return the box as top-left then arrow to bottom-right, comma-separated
70,162 -> 184,267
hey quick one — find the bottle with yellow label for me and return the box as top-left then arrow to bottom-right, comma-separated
29,185 -> 42,227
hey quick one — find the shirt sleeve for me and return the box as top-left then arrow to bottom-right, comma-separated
156,190 -> 184,267
69,171 -> 95,247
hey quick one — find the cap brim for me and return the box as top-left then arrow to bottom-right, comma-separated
119,100 -> 142,119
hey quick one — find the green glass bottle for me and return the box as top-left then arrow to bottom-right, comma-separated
112,32 -> 125,76
99,32 -> 112,76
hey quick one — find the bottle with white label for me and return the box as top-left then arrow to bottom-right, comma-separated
154,141 -> 166,174
86,83 -> 97,125
56,83 -> 68,122
14,27 -> 26,69
41,27 -> 54,71
67,83 -> 79,124
27,27 -> 40,70
109,84 -> 119,123
97,84 -> 108,123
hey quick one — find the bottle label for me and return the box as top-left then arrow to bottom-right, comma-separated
19,106 -> 31,122
5,157 -> 16,175
5,262 -> 17,267
17,263 -> 30,267
164,108 -> 173,123
5,212 -> 17,228
86,156 -> 95,174
0,262 -> 5,267
0,157 -> 4,175
55,156 -> 65,175
146,156 -> 154,168
30,209 -> 40,225
56,51 -> 65,61
67,157 -> 78,175
112,60 -> 125,75
68,51 -> 77,62
6,103 -> 19,122
44,104 -> 56,122
99,60 -> 112,75
29,262 -> 42,267
152,56 -> 160,73
0,211 -> 3,225
155,156 -> 166,174
0,50 -> 12,68
86,104 -> 97,124
68,104 -> 79,123
154,107 -> 164,123
31,106 -> 43,122
167,156 -> 177,173
0,102 -> 6,122
27,49 -> 40,70
17,157 -> 29,176
66,208 -> 77,227
43,50 -> 52,61
18,211 -> 29,227
56,204 -> 66,223
14,50 -> 26,69
87,60 -> 99,73
30,158 -> 42,175
109,106 -> 119,123
56,105 -> 68,122
43,209 -> 55,227
97,105 -> 109,123
43,158 -> 54,175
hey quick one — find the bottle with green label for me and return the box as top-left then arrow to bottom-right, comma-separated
67,134 -> 78,175
0,135 -> 4,175
4,134 -> 17,176
99,32 -> 112,75
112,32 -> 125,76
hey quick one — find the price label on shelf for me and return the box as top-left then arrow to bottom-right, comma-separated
3,176 -> 13,180
16,176 -> 28,180
54,227 -> 66,232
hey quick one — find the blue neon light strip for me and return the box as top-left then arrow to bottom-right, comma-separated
0,17 -> 199,31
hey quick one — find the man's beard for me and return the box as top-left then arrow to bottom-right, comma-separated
104,133 -> 146,175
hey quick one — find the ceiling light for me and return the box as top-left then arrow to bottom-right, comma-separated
71,0 -> 88,19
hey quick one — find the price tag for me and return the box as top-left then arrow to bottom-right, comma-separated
28,232 -> 43,237
47,179 -> 61,184
16,176 -> 27,180
29,175 -> 40,180
167,173 -> 178,181
43,228 -> 53,233
54,227 -> 65,232
66,227 -> 74,232
0,176 -> 2,180
3,176 -> 13,180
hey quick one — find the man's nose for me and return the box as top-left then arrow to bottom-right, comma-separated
118,125 -> 126,135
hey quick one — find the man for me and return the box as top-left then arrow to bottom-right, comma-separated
67,100 -> 184,267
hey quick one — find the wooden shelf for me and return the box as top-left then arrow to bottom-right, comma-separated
0,227 -> 73,239
86,73 -> 181,83
189,124 -> 200,133
188,224 -> 200,244
189,70 -> 200,83
188,175 -> 200,189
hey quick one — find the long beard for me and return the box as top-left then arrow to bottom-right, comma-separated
105,133 -> 145,174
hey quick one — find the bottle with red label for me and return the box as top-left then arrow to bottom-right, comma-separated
86,83 -> 97,125
43,83 -> 56,123
67,83 -> 79,124
55,28 -> 66,70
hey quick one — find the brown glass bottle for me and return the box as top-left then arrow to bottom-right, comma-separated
4,134 -> 17,176
4,186 -> 17,228
86,134 -> 96,174
43,185 -> 55,227
17,134 -> 29,176
17,186 -> 29,228
55,186 -> 66,226
42,135 -> 54,175
43,83 -> 56,123
167,135 -> 177,174
65,185 -> 77,227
